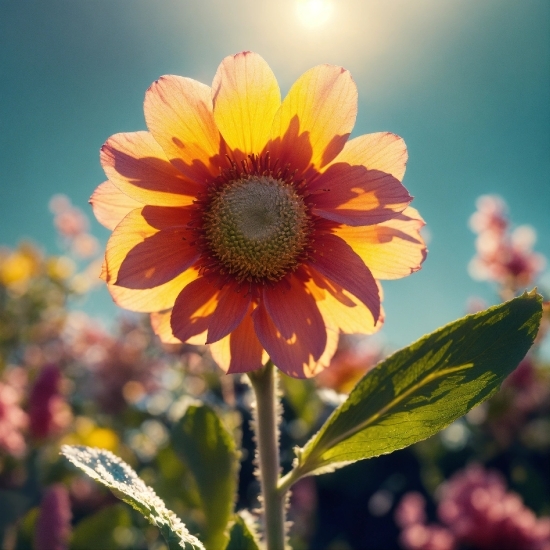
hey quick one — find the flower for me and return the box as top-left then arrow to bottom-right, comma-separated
0,372 -> 28,457
395,465 -> 550,550
28,364 -> 72,440
315,334 -> 384,393
34,484 -> 72,550
438,464 -> 550,550
468,195 -> 546,297
91,52 -> 426,378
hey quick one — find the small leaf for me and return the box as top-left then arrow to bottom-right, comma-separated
290,291 -> 542,480
172,405 -> 239,550
61,445 -> 204,550
225,513 -> 261,550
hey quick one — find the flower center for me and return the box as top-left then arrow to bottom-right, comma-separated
204,175 -> 310,282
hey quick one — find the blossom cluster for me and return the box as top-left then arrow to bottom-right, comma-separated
0,369 -> 28,457
485,354 -> 550,447
468,195 -> 546,298
49,194 -> 99,260
395,464 -> 550,550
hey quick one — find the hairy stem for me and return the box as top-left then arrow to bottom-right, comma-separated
248,361 -> 287,550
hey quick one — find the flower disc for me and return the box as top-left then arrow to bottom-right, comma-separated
204,176 -> 310,282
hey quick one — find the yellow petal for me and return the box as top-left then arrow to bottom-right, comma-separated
306,271 -> 382,335
144,76 -> 225,183
209,333 -> 231,373
212,52 -> 281,155
90,181 -> 142,230
334,206 -> 427,280
150,310 -> 182,344
100,132 -> 201,206
108,267 -> 199,313
326,132 -> 408,181
269,65 -> 357,173
304,327 -> 339,378
103,207 -> 197,288
150,309 -> 208,345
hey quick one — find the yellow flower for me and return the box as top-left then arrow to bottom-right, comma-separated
91,52 -> 426,378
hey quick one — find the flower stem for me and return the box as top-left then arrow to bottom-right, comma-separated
248,361 -> 287,550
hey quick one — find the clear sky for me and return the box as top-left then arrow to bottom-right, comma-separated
1,0 -> 549,349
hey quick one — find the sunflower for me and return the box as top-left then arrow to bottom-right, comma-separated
91,52 -> 426,378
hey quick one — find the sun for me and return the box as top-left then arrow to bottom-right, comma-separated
296,0 -> 334,28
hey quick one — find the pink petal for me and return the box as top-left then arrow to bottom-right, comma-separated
206,283 -> 252,343
262,275 -> 324,341
252,299 -> 327,379
226,308 -> 266,374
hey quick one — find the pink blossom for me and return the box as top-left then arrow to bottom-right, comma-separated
28,364 -> 71,439
395,465 -> 550,550
399,523 -> 456,550
316,336 -> 383,393
63,313 -> 163,413
54,209 -> 89,238
0,379 -> 28,457
34,484 -> 72,550
468,195 -> 546,297
395,492 -> 428,528
489,356 -> 550,447
438,464 -> 550,550
70,232 -> 99,259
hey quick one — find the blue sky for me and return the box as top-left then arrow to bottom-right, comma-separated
1,0 -> 549,349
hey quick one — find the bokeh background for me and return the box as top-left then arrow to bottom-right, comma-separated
2,0 -> 549,348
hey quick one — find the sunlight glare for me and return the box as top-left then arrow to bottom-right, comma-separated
296,0 -> 334,29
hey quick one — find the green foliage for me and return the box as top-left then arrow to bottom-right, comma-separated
171,405 -> 239,550
14,507 -> 38,550
286,292 -> 542,482
280,374 -> 323,435
225,514 -> 261,550
71,504 -> 131,550
61,445 -> 204,550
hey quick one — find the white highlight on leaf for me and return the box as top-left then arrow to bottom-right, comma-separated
61,445 -> 204,550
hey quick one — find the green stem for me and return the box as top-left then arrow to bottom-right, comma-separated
248,361 -> 287,550
277,468 -> 302,497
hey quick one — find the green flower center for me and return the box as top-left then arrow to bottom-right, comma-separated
204,176 -> 310,282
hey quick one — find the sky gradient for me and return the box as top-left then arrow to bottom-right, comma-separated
1,0 -> 549,350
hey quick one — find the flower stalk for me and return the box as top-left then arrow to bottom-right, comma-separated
248,361 -> 287,550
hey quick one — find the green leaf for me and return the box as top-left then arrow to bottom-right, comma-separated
225,513 -> 261,550
71,504 -> 131,550
287,291 -> 542,481
172,405 -> 239,550
61,445 -> 204,550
